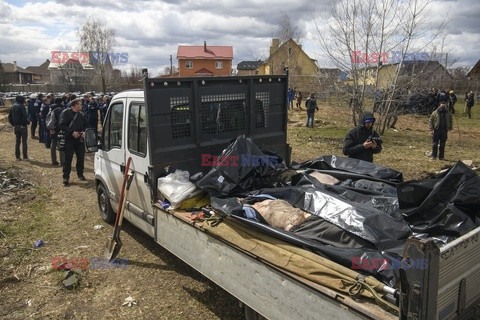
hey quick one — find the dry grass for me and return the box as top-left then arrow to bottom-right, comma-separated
288,99 -> 480,180
0,100 -> 478,319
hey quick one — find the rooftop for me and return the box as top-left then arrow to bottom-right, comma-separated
177,43 -> 233,59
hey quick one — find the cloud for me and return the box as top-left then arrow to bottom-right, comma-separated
1,0 -> 479,73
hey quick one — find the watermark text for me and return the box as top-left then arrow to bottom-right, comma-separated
351,257 -> 429,270
351,51 -> 429,64
201,154 -> 279,167
51,51 -> 128,64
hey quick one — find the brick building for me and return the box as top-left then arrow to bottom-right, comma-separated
176,41 -> 233,77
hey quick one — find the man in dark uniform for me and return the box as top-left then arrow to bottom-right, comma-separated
27,93 -> 38,139
58,99 -> 88,186
8,95 -> 30,160
343,111 -> 382,163
48,97 -> 65,166
34,94 -> 44,142
85,96 -> 99,133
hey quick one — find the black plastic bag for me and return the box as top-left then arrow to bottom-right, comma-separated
292,155 -> 403,183
195,135 -> 287,197
399,161 -> 480,243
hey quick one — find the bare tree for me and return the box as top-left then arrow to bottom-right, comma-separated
160,65 -> 178,76
314,0 -> 448,132
120,66 -> 144,90
78,18 -> 116,93
274,12 -> 304,44
271,13 -> 307,90
51,61 -> 92,92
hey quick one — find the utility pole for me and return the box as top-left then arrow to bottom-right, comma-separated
170,55 -> 172,75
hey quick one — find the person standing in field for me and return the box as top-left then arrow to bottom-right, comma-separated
429,101 -> 452,160
48,97 -> 65,166
27,93 -> 39,139
8,95 -> 30,160
305,92 -> 318,128
59,99 -> 88,186
465,91 -> 474,118
296,91 -> 302,109
448,90 -> 457,114
287,88 -> 294,110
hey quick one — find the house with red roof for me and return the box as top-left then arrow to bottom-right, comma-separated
176,41 -> 233,77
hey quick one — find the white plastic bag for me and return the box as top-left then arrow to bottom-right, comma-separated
157,170 -> 201,209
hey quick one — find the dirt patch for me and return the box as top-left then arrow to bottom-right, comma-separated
0,124 -> 244,319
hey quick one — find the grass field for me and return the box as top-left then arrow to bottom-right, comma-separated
287,98 -> 480,180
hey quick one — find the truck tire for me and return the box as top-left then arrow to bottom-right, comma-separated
97,182 -> 115,223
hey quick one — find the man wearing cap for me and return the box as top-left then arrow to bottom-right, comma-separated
429,101 -> 452,160
448,90 -> 457,114
27,94 -> 38,139
343,111 -> 382,162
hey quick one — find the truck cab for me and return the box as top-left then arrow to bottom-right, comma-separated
87,75 -> 290,239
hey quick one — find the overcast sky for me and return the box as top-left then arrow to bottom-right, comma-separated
1,0 -> 479,76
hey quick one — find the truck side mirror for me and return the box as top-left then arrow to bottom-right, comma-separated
85,128 -> 101,152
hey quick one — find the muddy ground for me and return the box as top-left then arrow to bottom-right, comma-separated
0,113 -> 244,319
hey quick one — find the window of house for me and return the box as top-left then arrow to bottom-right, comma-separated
215,61 -> 223,69
185,61 -> 193,69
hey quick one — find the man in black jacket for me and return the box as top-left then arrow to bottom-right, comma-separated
305,92 -> 318,127
34,94 -> 44,142
59,99 -> 88,186
8,95 -> 30,160
343,111 -> 382,162
48,97 -> 65,166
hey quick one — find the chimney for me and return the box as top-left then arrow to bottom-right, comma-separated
204,41 -> 207,52
13,60 -> 17,72
270,39 -> 280,55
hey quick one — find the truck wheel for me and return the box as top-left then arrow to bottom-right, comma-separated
97,183 -> 115,223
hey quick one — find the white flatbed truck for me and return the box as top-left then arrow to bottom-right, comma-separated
85,74 -> 480,320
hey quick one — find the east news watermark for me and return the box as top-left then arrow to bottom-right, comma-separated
51,51 -> 128,64
351,257 -> 429,270
351,51 -> 429,64
51,257 -> 128,270
201,154 -> 279,167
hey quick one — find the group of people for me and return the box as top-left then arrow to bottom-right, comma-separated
287,88 -> 304,110
8,92 -> 110,186
374,87 -> 475,118
343,98 -> 458,163
342,103 -> 454,163
8,86 -> 474,183
307,86 -> 465,163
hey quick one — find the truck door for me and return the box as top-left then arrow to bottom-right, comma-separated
97,100 -> 125,207
123,100 -> 154,237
